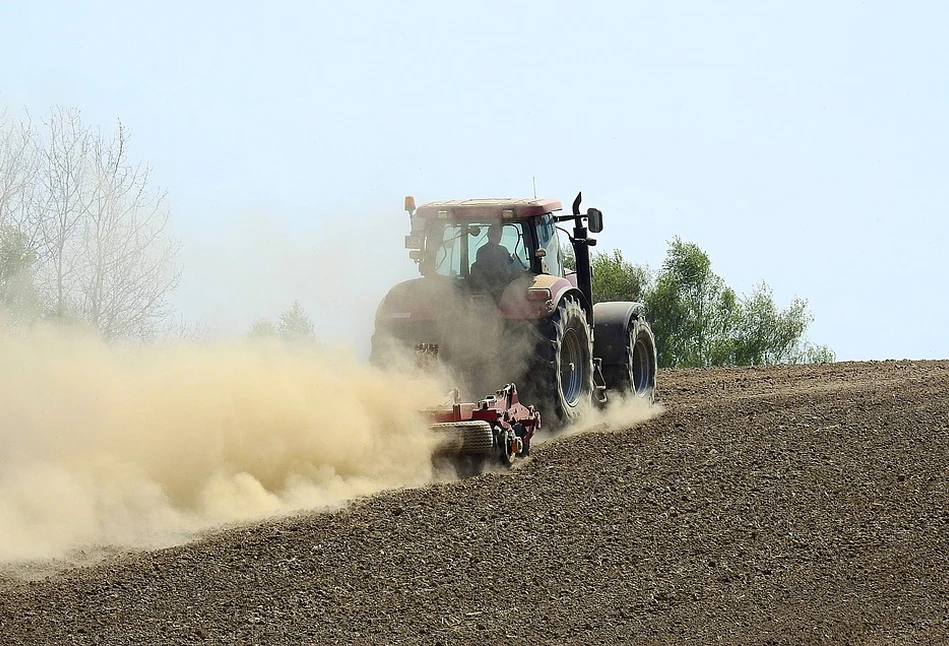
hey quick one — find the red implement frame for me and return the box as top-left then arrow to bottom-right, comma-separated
425,383 -> 541,459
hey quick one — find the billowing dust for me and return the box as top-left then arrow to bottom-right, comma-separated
0,310 -> 664,564
0,321 -> 446,562
519,391 -> 666,458
557,395 -> 665,439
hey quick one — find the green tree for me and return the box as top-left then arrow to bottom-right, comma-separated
646,238 -> 740,368
247,318 -> 278,339
564,247 -> 648,303
277,301 -> 316,343
247,303 -> 318,344
563,245 -> 576,272
591,249 -> 649,303
559,236 -> 833,367
644,238 -> 833,367
730,282 -> 811,365
0,224 -> 41,323
797,342 -> 836,364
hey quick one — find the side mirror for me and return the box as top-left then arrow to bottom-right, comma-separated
586,207 -> 603,233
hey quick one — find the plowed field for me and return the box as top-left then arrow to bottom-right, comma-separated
2,360 -> 948,645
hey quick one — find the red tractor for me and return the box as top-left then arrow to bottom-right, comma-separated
371,193 -> 657,466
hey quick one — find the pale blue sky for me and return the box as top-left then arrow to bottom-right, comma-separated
2,1 -> 946,360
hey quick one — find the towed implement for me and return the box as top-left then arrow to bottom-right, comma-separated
427,381 -> 540,472
415,343 -> 540,472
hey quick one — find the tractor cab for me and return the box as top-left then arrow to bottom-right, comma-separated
403,197 -> 569,296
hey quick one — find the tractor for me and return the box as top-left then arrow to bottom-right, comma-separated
370,192 -> 657,466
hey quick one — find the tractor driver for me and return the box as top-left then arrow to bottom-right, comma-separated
474,222 -> 514,284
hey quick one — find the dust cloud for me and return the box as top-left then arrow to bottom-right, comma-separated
0,320 -> 445,562
540,394 -> 665,444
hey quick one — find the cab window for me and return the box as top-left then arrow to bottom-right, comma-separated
428,221 -> 530,277
470,222 -> 530,271
535,213 -> 564,277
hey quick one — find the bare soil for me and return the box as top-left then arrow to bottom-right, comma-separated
2,360 -> 948,645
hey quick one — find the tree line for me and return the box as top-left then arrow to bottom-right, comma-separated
1,105 -> 832,363
568,238 -> 834,368
247,301 -> 318,344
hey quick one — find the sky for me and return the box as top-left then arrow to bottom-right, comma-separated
1,1 -> 946,361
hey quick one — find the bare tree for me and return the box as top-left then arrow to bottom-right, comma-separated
36,107 -> 92,320
0,106 -> 180,338
0,109 -> 43,246
76,120 -> 180,339
0,111 -> 44,325
161,315 -> 213,344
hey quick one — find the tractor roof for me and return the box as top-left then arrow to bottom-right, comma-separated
415,198 -> 563,220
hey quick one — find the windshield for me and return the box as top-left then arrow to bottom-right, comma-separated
428,221 -> 530,278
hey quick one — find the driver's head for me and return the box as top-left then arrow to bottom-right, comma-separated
487,223 -> 503,244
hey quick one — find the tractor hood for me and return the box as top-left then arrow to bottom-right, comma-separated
374,273 -> 578,325
371,272 -> 581,396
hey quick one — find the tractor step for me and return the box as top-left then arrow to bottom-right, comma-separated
593,357 -> 609,404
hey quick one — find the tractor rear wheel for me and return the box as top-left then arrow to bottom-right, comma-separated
525,297 -> 594,428
618,317 -> 657,403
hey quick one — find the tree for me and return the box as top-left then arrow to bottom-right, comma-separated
646,238 -> 740,368
579,236 -> 834,367
248,303 -> 318,344
564,247 -> 649,303
0,224 -> 41,324
0,109 -> 43,248
797,342 -> 836,364
729,282 -> 812,366
0,107 -> 180,338
247,318 -> 278,339
160,316 -> 213,343
37,107 -> 89,322
644,238 -> 833,367
277,301 -> 316,343
72,118 -> 180,338
591,249 -> 649,303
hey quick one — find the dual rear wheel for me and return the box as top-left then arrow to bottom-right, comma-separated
527,299 -> 658,427
615,317 -> 657,403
